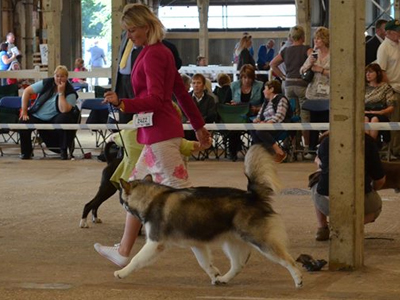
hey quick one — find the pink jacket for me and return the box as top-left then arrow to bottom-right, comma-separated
121,42 -> 205,145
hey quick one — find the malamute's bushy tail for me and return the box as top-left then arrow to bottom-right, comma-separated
244,144 -> 283,197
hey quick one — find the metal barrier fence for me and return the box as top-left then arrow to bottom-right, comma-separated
0,122 -> 399,131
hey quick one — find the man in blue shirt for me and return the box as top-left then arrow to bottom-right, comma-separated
87,41 -> 107,86
257,39 -> 275,71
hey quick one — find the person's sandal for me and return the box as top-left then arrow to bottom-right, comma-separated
315,226 -> 330,241
274,152 -> 287,163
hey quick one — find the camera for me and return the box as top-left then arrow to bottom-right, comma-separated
312,51 -> 318,59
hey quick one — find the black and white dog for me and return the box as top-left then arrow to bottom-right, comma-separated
79,142 -> 122,228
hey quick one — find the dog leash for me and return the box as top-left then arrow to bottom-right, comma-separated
109,103 -> 129,158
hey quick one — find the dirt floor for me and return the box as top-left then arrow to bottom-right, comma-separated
1,137 -> 400,300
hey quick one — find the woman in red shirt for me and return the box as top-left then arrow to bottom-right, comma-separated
95,3 -> 210,268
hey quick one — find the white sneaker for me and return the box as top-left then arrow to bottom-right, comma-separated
303,153 -> 316,160
94,243 -> 129,267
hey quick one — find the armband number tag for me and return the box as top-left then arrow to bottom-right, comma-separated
133,112 -> 153,128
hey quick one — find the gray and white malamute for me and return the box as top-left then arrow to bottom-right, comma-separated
117,144 -> 303,288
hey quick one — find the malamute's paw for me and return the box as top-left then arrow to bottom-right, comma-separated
295,280 -> 303,288
92,216 -> 102,224
212,276 -> 227,285
114,270 -> 126,279
79,219 -> 89,228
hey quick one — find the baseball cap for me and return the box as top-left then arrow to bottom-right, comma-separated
385,19 -> 400,31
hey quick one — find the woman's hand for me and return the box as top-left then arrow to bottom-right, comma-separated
309,55 -> 317,65
195,127 -> 211,148
103,91 -> 120,106
19,110 -> 29,121
311,65 -> 324,74
55,79 -> 67,95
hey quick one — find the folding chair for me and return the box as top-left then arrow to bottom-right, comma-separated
94,85 -> 111,98
32,106 -> 83,158
216,103 -> 250,159
0,96 -> 22,145
81,98 -> 111,149
0,84 -> 19,99
0,84 -> 21,147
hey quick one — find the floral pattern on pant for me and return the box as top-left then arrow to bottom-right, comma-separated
129,138 -> 191,188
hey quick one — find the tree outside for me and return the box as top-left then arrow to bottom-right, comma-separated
81,0 -> 111,69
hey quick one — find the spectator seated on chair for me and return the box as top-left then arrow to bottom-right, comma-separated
364,63 -> 395,142
184,73 -> 217,141
224,64 -> 264,161
71,58 -> 89,92
6,61 -> 26,88
250,80 -> 292,163
213,73 -> 232,104
19,65 -> 79,160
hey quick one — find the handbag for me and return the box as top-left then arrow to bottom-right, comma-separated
301,69 -> 314,83
365,103 -> 385,111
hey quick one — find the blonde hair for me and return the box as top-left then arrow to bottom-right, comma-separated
54,65 -> 69,77
314,27 -> 330,48
289,25 -> 305,41
238,35 -> 252,52
180,73 -> 192,89
121,3 -> 165,45
205,78 -> 213,94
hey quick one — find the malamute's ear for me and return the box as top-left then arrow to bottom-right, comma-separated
143,174 -> 153,182
120,179 -> 132,195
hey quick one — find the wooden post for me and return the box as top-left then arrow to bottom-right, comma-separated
42,0 -> 61,75
295,0 -> 311,46
197,0 -> 209,62
395,0 -> 400,20
111,0 -> 126,90
329,0 -> 365,270
24,0 -> 34,69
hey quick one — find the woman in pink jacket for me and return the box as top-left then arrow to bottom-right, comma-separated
94,3 -> 210,267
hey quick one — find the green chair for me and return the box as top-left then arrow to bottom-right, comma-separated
216,103 -> 250,159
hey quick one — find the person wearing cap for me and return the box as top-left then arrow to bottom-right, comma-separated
365,19 -> 387,65
376,19 -> 400,158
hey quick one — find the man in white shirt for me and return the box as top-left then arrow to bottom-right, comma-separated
376,19 -> 400,157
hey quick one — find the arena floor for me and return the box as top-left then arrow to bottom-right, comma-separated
1,131 -> 400,299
